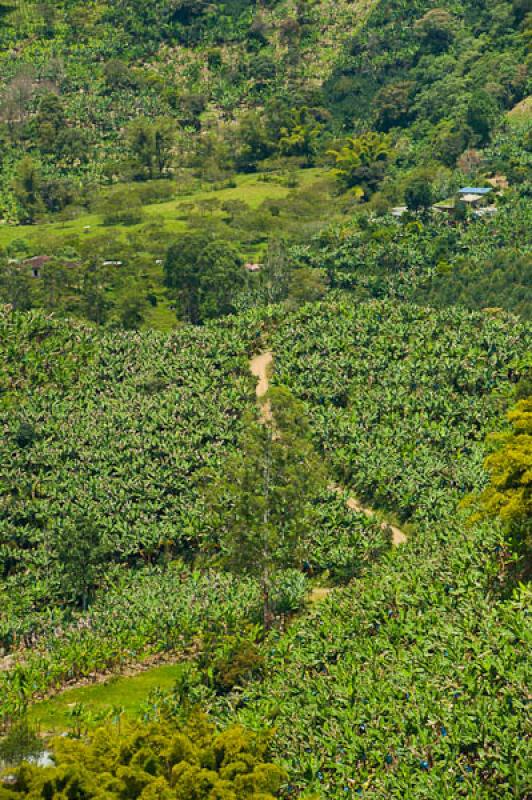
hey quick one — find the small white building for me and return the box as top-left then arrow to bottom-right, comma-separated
391,206 -> 408,218
457,187 -> 493,207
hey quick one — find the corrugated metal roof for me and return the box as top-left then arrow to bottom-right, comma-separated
458,187 -> 492,195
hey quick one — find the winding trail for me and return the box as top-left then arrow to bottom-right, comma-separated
250,351 -> 273,399
249,351 -> 407,547
250,350 -> 273,422
345,494 -> 407,547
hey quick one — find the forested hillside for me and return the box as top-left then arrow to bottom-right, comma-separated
0,1 -> 530,798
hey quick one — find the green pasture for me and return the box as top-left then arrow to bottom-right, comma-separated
28,663 -> 182,734
0,169 -> 329,252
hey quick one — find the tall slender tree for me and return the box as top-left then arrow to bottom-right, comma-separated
205,386 -> 325,628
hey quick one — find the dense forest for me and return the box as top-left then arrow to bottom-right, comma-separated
0,1 -> 530,798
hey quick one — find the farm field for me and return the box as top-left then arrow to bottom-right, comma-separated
2,295 -> 530,797
0,0 -> 530,797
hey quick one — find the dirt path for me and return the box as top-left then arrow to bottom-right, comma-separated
250,351 -> 273,422
345,495 -> 407,547
249,351 -> 407,547
250,351 -> 273,398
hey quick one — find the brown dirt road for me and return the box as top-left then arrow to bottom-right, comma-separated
250,351 -> 407,547
250,350 -> 273,422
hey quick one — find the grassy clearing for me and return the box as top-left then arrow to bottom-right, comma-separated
142,299 -> 180,332
0,169 -> 329,252
507,95 -> 532,123
28,664 -> 182,734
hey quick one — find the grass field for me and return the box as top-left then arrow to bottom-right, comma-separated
28,664 -> 183,734
0,169 -> 330,252
0,167 -> 334,332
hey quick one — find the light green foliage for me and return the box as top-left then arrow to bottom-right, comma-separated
328,132 -> 392,197
2,716 -> 286,799
269,298 -> 529,522
0,169 -> 333,331
472,395 -> 531,564
0,308 -> 256,644
0,5 -> 529,798
225,295 -> 530,798
0,567 -> 264,721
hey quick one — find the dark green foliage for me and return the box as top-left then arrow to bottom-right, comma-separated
55,516 -> 107,610
0,717 -> 40,767
420,249 -> 532,320
324,0 -> 528,165
204,386 -> 326,627
296,194 -> 532,319
467,91 -> 501,146
164,235 -> 245,323
373,81 -> 415,132
0,3 -> 15,20
11,158 -> 44,224
115,289 -> 148,329
227,295 -> 530,798
404,175 -> 433,212
13,421 -> 36,449
236,515 -> 530,798
33,94 -> 66,154
0,262 -> 32,311
211,640 -> 265,694
414,8 -> 456,54
124,118 -> 175,181
103,59 -> 138,92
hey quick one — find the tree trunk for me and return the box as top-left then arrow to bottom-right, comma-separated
262,582 -> 273,631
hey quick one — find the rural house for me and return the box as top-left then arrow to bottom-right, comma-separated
457,187 -> 493,207
23,255 -> 52,278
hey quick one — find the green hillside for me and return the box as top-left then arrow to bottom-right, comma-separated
0,2 -> 530,799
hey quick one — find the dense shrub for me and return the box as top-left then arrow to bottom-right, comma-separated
0,716 -> 287,799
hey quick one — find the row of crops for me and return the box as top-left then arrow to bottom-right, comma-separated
0,567 -> 263,723
232,517 -> 530,797
0,307 -> 258,645
1,296 -> 530,795
270,297 -> 528,522
213,298 -> 531,797
0,303 -> 392,727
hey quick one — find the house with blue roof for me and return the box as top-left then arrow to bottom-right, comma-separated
458,187 -> 492,195
457,187 -> 493,208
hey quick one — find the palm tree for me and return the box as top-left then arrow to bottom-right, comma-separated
328,131 -> 392,197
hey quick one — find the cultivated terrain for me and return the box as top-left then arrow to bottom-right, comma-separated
0,1 -> 530,798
